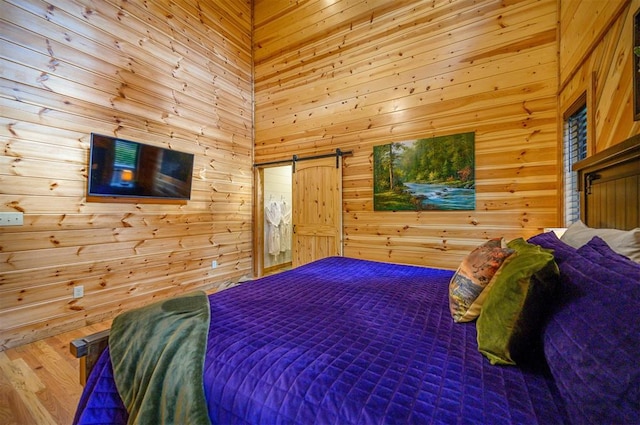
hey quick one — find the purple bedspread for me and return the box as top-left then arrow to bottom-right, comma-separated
74,256 -> 568,424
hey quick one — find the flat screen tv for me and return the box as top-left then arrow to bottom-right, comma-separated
87,133 -> 195,203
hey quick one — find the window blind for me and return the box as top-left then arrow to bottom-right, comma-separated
114,140 -> 139,168
563,104 -> 587,226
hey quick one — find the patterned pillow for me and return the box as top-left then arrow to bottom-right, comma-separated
449,238 -> 514,322
476,238 -> 559,365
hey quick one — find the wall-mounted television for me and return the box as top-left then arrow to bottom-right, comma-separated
87,133 -> 195,203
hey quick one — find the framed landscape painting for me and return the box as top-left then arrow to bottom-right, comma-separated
373,132 -> 475,211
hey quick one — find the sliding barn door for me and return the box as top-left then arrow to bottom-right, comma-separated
292,156 -> 343,267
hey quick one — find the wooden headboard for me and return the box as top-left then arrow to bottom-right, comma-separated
573,134 -> 640,230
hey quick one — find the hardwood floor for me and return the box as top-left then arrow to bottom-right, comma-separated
0,321 -> 112,425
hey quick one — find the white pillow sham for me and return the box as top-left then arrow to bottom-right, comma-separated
560,220 -> 640,263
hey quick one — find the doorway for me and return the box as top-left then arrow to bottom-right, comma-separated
254,153 -> 345,277
262,165 -> 293,275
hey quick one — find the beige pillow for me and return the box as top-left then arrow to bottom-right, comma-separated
560,220 -> 640,263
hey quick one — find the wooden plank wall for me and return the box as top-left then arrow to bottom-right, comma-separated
558,0 -> 640,153
0,0 -> 253,350
2,0 -> 637,350
254,0 -> 560,269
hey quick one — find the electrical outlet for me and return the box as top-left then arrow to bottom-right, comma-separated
0,212 -> 23,226
73,285 -> 84,298
211,260 -> 218,269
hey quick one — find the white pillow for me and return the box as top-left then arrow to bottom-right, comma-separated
560,220 -> 640,263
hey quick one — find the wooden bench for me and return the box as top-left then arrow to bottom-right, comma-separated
69,329 -> 110,385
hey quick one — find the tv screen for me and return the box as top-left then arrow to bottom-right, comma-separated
87,133 -> 194,202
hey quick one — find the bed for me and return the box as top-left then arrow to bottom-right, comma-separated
71,137 -> 640,425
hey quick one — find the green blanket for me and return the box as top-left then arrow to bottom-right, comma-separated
109,291 -> 211,425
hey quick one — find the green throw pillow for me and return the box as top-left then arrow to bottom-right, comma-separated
476,238 -> 559,365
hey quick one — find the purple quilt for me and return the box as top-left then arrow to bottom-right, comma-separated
74,256 -> 568,424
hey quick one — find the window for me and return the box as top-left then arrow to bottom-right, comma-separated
111,139 -> 139,187
114,140 -> 139,168
563,103 -> 587,226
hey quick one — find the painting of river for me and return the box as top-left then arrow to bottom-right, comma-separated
373,132 -> 475,211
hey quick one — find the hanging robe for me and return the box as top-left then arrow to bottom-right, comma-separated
265,200 -> 282,256
280,200 -> 292,252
